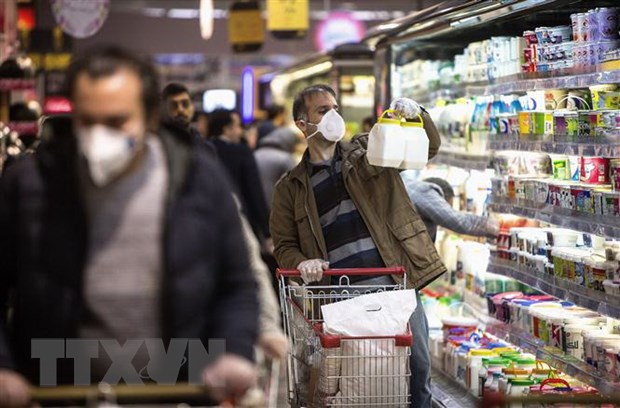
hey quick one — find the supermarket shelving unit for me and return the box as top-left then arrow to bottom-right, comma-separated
483,312 -> 620,395
489,197 -> 620,239
370,0 -> 620,402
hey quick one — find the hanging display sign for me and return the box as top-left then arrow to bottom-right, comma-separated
267,0 -> 308,39
50,0 -> 110,39
229,1 -> 264,53
314,11 -> 366,52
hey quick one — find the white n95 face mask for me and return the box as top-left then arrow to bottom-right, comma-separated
307,109 -> 346,142
76,125 -> 138,187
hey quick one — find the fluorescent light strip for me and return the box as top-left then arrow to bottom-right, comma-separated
167,8 -> 200,19
241,67 -> 254,124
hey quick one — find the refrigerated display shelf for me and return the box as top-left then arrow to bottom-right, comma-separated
487,258 -> 620,319
430,150 -> 490,171
466,70 -> 620,97
483,314 -> 620,395
489,198 -> 620,239
488,138 -> 620,157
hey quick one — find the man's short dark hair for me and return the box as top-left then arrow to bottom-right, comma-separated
208,108 -> 236,138
65,46 -> 160,123
424,177 -> 455,203
162,83 -> 190,100
292,84 -> 337,121
266,104 -> 285,120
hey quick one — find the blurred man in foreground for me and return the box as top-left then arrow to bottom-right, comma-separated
0,47 -> 258,406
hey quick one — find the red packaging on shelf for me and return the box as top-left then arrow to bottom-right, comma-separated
580,157 -> 610,184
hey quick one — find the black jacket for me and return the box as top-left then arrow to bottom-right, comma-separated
212,138 -> 270,241
0,122 -> 258,384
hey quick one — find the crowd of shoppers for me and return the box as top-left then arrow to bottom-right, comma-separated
0,45 -> 500,408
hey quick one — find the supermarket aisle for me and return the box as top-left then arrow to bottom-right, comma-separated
430,368 -> 479,408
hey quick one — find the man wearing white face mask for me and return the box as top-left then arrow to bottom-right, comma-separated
270,84 -> 446,408
0,47 -> 258,406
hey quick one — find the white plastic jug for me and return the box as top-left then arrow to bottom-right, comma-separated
367,109 -> 405,168
400,114 -> 429,169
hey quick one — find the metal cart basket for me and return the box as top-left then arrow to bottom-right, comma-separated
277,267 -> 413,408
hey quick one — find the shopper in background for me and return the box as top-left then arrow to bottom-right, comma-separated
0,47 -> 258,406
270,84 -> 446,408
402,176 -> 499,241
208,109 -> 271,248
161,83 -> 217,157
257,104 -> 286,141
361,116 -> 374,133
162,83 -> 195,130
254,127 -> 299,210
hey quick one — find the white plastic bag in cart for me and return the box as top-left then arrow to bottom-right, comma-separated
321,289 -> 417,336
332,338 -> 410,407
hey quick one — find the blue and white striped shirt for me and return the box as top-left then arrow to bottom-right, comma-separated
309,152 -> 384,283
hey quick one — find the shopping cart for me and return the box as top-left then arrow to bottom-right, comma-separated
277,267 -> 413,408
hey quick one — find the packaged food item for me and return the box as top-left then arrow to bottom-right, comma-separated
571,185 -> 592,213
596,7 -> 620,40
581,156 -> 610,184
571,13 -> 587,42
569,156 -> 581,181
553,110 -> 578,136
602,192 -> 619,216
587,10 -> 601,41
547,25 -> 572,44
590,84 -> 620,111
610,159 -> 620,191
551,154 -> 570,180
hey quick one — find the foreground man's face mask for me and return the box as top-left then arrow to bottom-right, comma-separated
76,125 -> 140,187
306,109 -> 346,143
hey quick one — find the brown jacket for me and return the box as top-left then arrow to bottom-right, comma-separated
270,111 -> 447,289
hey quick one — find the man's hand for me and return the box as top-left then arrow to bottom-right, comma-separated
390,98 -> 422,119
201,354 -> 257,403
296,259 -> 329,284
259,332 -> 289,360
0,369 -> 30,407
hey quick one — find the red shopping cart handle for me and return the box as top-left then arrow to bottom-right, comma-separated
276,266 -> 405,278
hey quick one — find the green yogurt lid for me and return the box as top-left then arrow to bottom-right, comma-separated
510,379 -> 536,386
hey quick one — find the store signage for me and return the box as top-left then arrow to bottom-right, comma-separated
228,1 -> 264,53
50,0 -> 110,39
314,11 -> 365,52
267,0 -> 308,39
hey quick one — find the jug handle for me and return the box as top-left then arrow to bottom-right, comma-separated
403,114 -> 424,125
539,378 -> 571,390
379,109 -> 400,120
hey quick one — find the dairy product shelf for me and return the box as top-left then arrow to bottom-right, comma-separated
483,311 -> 620,395
430,150 -> 490,171
466,70 -> 620,97
488,138 -> 620,157
487,258 -> 620,319
489,198 -> 620,239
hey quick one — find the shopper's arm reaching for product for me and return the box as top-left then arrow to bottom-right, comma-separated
411,185 -> 499,238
